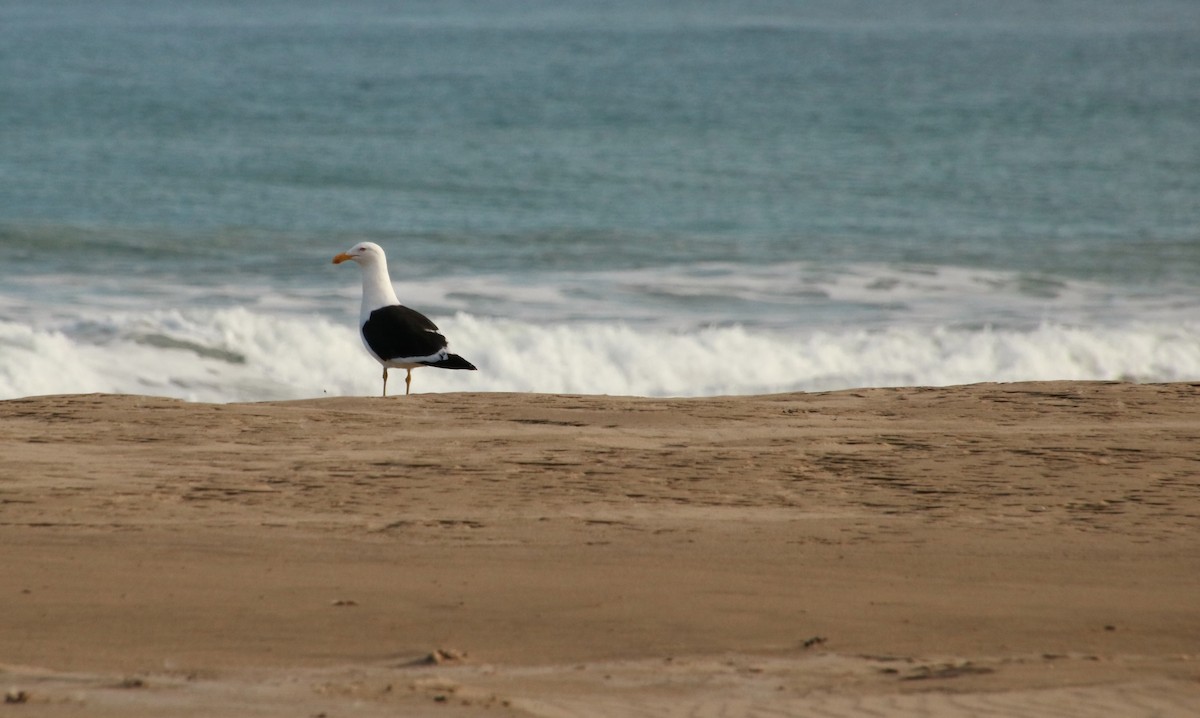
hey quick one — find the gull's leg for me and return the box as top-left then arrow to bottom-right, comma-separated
382,368 -> 388,398
405,369 -> 413,396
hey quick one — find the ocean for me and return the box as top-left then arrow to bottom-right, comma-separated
2,0 -> 1199,402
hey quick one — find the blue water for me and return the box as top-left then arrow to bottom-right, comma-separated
2,0 -> 1199,400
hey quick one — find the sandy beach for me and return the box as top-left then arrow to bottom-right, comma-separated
1,381 -> 1199,716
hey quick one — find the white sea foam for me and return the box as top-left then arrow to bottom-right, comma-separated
3,307 -> 1199,403
363,261 -> 1200,332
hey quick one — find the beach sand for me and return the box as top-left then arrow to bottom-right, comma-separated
1,381 -> 1198,716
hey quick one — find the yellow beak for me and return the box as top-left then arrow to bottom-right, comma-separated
332,253 -> 354,264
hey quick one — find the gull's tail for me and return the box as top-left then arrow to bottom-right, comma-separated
425,354 -> 477,371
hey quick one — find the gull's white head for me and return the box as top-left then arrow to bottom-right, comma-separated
332,241 -> 387,267
333,241 -> 399,311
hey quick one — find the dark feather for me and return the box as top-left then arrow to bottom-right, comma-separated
361,305 -> 447,361
423,354 -> 477,371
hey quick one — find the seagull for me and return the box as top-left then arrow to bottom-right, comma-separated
333,242 -> 476,397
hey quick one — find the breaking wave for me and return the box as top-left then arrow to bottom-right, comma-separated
2,308 -> 1198,402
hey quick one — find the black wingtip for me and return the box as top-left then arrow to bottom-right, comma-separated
428,354 -> 477,371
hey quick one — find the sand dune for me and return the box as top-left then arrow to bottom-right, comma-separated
2,382 -> 1199,715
